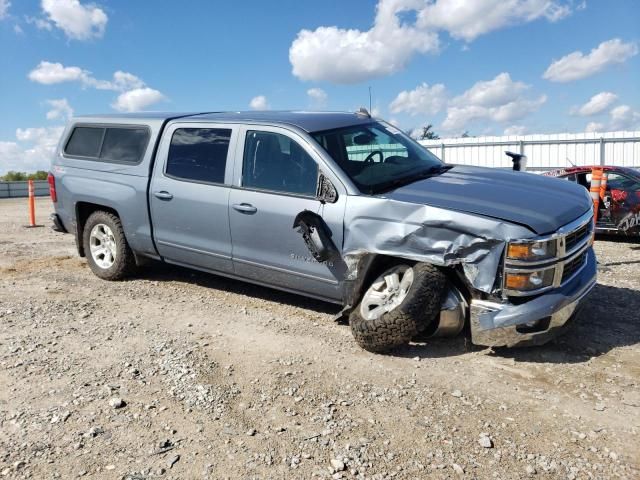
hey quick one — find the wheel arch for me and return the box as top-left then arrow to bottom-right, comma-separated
75,202 -> 120,257
343,253 -> 468,309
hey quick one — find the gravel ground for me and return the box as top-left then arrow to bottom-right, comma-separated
0,197 -> 639,480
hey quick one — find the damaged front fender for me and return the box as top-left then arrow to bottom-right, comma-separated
341,196 -> 534,295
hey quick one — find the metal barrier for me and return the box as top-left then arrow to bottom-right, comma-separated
420,131 -> 640,171
0,180 -> 50,198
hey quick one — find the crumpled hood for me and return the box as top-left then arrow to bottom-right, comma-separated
385,165 -> 591,234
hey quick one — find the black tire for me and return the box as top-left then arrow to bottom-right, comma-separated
83,211 -> 136,280
349,262 -> 446,353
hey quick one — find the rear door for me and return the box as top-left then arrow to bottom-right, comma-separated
605,172 -> 640,233
228,126 -> 347,301
150,123 -> 237,273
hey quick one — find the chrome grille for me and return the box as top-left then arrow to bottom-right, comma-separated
503,210 -> 593,297
561,251 -> 587,283
565,222 -> 590,254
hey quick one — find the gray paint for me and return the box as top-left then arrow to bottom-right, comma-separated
51,111 -> 597,345
386,165 -> 593,235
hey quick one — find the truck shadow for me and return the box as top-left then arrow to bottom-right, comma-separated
142,265 -> 638,364
484,283 -> 640,364
388,283 -> 640,363
141,263 -> 342,316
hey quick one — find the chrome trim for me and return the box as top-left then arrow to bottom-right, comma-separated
505,209 -> 593,266
502,210 -> 593,297
471,275 -> 596,347
504,241 -> 590,296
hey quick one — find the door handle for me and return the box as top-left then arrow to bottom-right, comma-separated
153,191 -> 173,200
232,203 -> 257,214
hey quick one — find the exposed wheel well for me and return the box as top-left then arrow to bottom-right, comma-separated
75,202 -> 120,257
345,254 -> 472,308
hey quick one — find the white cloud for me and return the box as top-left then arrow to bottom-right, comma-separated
417,0 -> 571,42
40,0 -> 108,40
0,126 -> 64,174
585,122 -> 604,133
28,62 -> 146,93
289,0 -> 574,83
29,61 -> 165,112
111,88 -> 165,112
504,125 -> 527,135
289,0 -> 439,84
45,98 -> 74,120
249,95 -> 269,110
0,0 -> 10,19
28,61 -> 90,85
573,91 -> 618,116
442,73 -> 546,132
609,105 -> 640,131
543,38 -> 638,82
389,82 -> 447,116
307,88 -> 328,108
584,105 -> 640,132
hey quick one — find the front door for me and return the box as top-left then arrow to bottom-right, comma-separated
228,127 -> 346,301
149,123 -> 238,273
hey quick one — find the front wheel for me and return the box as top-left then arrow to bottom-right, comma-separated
83,211 -> 136,280
349,262 -> 446,352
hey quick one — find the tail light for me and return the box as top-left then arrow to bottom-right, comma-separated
48,173 -> 57,202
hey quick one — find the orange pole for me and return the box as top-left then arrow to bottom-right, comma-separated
599,171 -> 608,201
590,168 -> 603,222
28,179 -> 36,227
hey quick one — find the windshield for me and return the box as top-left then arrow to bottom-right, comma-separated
312,121 -> 444,194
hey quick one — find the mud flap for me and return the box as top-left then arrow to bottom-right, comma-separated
292,210 -> 340,263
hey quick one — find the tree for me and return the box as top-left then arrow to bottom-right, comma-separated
1,171 -> 48,181
1,171 -> 27,181
28,171 -> 49,180
461,131 -> 471,138
420,124 -> 440,140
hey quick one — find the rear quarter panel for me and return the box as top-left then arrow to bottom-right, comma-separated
51,118 -> 165,257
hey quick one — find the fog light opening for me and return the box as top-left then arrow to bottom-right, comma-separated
516,317 -> 551,334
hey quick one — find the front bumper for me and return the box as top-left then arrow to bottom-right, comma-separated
470,247 -> 597,347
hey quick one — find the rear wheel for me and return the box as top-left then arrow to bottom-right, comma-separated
83,211 -> 135,280
349,262 -> 446,352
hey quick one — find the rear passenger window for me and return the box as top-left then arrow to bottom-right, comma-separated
64,125 -> 149,163
166,128 -> 232,184
100,127 -> 149,163
65,127 -> 104,158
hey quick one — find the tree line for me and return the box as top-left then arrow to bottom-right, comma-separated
0,171 -> 49,182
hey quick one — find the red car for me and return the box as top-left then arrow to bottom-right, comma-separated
544,166 -> 640,236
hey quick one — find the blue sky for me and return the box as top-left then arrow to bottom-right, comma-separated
0,0 -> 638,173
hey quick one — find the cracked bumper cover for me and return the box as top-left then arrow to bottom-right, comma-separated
470,247 -> 597,347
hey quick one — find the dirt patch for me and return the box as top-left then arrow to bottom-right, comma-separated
0,198 -> 638,479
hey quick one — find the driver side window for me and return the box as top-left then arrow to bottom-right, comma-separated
242,131 -> 318,196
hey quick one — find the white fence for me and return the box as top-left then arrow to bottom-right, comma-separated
0,180 -> 49,198
420,131 -> 640,171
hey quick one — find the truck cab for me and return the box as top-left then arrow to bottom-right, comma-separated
50,111 -> 597,352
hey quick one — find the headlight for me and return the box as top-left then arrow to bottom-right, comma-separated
507,239 -> 556,261
505,269 -> 555,292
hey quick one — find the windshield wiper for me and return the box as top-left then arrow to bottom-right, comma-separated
369,164 -> 454,194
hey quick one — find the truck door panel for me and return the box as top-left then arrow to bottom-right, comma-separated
228,128 -> 346,301
150,124 -> 237,273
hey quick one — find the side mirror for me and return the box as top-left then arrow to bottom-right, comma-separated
316,172 -> 338,204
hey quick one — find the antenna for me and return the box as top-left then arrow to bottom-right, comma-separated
368,86 -> 372,113
566,157 -> 575,166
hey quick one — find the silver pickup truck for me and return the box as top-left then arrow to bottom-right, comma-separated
49,110 -> 597,352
